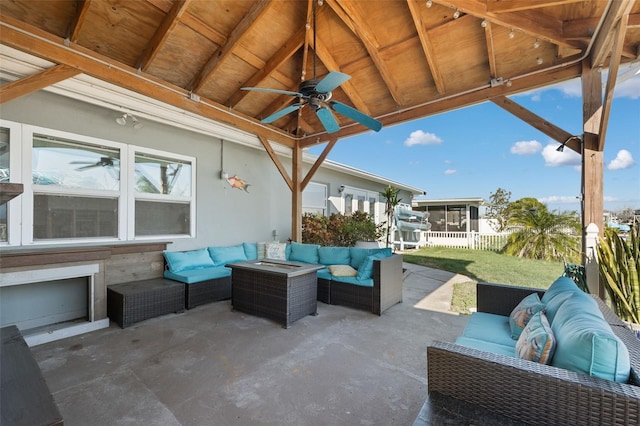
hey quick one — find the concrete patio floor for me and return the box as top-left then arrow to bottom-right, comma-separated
30,263 -> 516,425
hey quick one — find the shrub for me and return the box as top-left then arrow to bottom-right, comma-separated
302,212 -> 383,247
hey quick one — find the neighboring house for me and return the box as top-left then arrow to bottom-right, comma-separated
412,197 -> 487,233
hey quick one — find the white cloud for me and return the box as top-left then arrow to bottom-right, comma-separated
539,195 -> 581,204
444,169 -> 457,175
511,140 -> 542,155
608,149 -> 635,170
404,130 -> 443,146
542,143 -> 581,167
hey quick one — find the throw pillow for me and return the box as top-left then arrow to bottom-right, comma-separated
509,293 -> 545,340
356,252 -> 388,281
516,311 -> 556,364
265,242 -> 287,260
328,264 -> 358,277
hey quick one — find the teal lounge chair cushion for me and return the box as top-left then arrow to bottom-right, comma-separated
318,246 -> 351,265
164,248 -> 214,273
208,244 -> 248,266
289,242 -> 320,264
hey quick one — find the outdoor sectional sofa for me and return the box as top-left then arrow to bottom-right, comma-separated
163,241 -> 403,315
427,277 -> 640,425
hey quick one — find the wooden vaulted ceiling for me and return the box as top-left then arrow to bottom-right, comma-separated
0,0 -> 639,150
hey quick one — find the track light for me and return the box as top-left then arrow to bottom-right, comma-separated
115,113 -> 143,129
481,19 -> 487,28
453,9 -> 460,19
425,0 -> 432,7
508,29 -> 515,39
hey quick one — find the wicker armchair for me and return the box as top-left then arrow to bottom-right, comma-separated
427,282 -> 640,425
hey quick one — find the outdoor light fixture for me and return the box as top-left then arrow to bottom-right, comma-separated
453,9 -> 460,19
481,19 -> 487,28
425,0 -> 432,8
509,29 -> 515,39
536,57 -> 543,65
115,113 -> 143,129
338,185 -> 345,193
534,38 -> 541,48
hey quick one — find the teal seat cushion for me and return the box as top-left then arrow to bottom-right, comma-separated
208,244 -> 248,266
288,242 -> 320,264
164,266 -> 231,284
316,268 -> 333,281
332,275 -> 374,287
551,297 -> 630,383
455,336 -> 515,358
461,312 -> 517,348
318,246 -> 351,265
164,248 -> 215,273
356,252 -> 388,280
243,242 -> 258,260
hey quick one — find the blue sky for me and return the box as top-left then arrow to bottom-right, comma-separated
309,64 -> 640,213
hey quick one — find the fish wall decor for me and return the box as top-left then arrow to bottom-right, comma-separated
226,175 -> 250,192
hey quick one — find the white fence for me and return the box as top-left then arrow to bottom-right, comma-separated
424,231 -> 510,251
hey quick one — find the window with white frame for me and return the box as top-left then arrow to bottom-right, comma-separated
341,186 -> 380,223
0,120 -> 195,246
302,182 -> 327,215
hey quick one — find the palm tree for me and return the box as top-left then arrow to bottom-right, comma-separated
380,185 -> 401,248
503,201 -> 581,262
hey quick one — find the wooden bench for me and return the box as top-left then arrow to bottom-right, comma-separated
107,278 -> 185,328
1,325 -> 63,426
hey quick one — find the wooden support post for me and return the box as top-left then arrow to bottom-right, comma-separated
291,145 -> 303,242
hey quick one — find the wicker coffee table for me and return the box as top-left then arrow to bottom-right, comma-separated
227,260 -> 323,328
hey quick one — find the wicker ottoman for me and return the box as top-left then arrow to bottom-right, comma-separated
107,278 -> 185,328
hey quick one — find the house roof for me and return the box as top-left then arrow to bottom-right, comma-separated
1,0 -> 638,149
413,197 -> 488,207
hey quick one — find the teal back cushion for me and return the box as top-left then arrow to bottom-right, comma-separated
164,248 -> 214,273
208,244 -> 248,266
243,242 -> 258,260
289,242 -> 320,264
541,276 -> 583,323
550,297 -> 630,383
350,247 -> 391,269
356,252 -> 388,280
318,246 -> 351,265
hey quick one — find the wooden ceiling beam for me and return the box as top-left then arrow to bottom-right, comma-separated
299,61 -> 582,147
257,135 -> 293,191
598,14 -> 628,151
0,64 -> 81,104
66,0 -> 91,43
302,137 -> 338,190
406,0 -> 446,94
226,26 -> 305,108
590,0 -> 634,69
0,14 -> 295,147
136,0 -> 191,72
439,0 -> 581,49
180,12 -> 227,46
313,36 -> 371,116
486,0 -> 584,13
329,0 -> 403,105
484,20 -> 498,78
491,96 -> 579,152
190,0 -> 272,93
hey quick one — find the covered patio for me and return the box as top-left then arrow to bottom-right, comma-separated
29,263 -> 495,425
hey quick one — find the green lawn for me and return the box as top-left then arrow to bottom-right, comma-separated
402,246 -> 566,314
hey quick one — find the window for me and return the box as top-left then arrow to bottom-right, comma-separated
133,150 -> 193,236
0,121 -> 196,246
302,182 -> 327,215
31,134 -> 121,240
341,186 -> 380,223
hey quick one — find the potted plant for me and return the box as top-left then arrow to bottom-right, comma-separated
596,226 -> 640,325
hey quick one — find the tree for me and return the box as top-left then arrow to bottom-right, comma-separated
485,188 -> 512,232
503,203 -> 581,262
380,185 -> 401,248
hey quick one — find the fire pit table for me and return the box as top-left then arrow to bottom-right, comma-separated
226,260 -> 323,328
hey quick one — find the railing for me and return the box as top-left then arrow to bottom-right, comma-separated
425,231 -> 510,252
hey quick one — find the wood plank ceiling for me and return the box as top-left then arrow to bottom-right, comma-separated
1,0 -> 639,150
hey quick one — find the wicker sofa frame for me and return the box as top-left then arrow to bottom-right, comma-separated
427,282 -> 640,425
184,276 -> 232,309
318,254 -> 403,315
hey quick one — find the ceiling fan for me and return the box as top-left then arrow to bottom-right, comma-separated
242,3 -> 382,134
